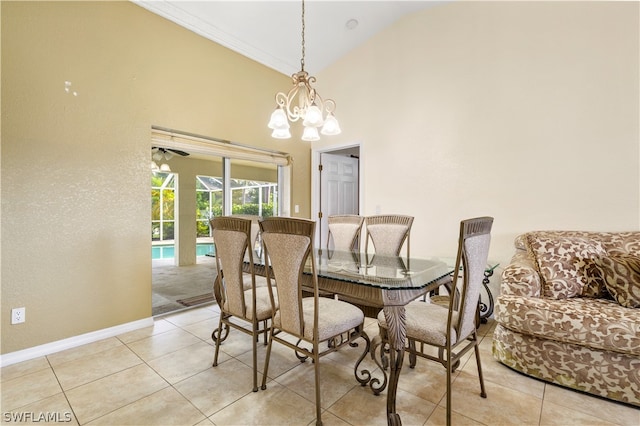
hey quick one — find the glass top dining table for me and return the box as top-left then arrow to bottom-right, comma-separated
239,248 -> 455,426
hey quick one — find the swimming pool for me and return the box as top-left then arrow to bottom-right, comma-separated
152,243 -> 215,259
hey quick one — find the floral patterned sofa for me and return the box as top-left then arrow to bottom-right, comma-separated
492,231 -> 640,407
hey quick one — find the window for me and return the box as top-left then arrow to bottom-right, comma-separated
195,173 -> 278,238
151,172 -> 175,241
231,178 -> 278,217
196,175 -> 223,238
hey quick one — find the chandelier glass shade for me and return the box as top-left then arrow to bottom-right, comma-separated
268,0 -> 341,141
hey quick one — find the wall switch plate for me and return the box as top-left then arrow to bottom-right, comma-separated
11,307 -> 25,324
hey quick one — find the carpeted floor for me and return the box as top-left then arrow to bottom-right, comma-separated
152,256 -> 218,316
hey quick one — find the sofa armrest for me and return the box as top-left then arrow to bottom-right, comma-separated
500,248 -> 542,298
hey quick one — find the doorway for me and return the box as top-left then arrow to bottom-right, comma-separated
150,127 -> 292,316
312,143 -> 362,249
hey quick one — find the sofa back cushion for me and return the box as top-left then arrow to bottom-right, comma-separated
526,233 -> 607,299
594,255 -> 640,308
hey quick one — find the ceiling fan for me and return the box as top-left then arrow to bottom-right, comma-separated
151,147 -> 189,161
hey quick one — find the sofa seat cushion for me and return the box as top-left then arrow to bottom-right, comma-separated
526,234 -> 607,299
495,294 -> 640,356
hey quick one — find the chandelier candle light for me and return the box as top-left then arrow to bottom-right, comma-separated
267,0 -> 341,141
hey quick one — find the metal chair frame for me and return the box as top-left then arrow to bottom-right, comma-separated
377,216 -> 493,425
259,217 -> 370,426
210,216 -> 273,392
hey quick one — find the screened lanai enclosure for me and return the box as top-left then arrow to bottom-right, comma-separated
152,172 -> 277,245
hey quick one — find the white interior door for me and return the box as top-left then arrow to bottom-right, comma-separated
319,152 -> 359,249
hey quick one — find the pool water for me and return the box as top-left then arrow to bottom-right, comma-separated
152,243 -> 215,259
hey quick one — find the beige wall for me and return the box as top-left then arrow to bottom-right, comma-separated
1,1 -> 307,354
2,1 -> 639,356
315,1 -> 639,264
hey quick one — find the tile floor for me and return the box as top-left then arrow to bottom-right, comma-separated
2,305 -> 638,426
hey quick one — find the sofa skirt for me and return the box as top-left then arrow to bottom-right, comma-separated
492,324 -> 640,407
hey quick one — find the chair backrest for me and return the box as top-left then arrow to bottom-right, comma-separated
232,214 -> 262,261
259,217 -> 317,339
450,216 -> 493,341
327,214 -> 364,251
365,215 -> 414,257
210,216 -> 254,318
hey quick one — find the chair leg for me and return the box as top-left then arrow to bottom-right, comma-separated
314,351 -> 323,426
212,317 -> 224,367
474,335 -> 487,398
445,346 -> 453,426
260,328 -> 274,391
408,339 -> 417,368
263,320 -> 268,345
251,323 -> 258,392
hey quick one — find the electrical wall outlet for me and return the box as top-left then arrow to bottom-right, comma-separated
11,307 -> 25,324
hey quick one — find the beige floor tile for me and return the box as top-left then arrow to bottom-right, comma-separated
87,387 -> 206,425
46,337 -> 123,367
173,359 -> 255,416
236,339 -> 308,381
540,399 -> 619,425
208,381 -> 318,426
326,385 -> 389,426
447,369 -> 542,425
208,323 -> 257,358
65,363 -> 168,424
273,359 -> 366,410
462,339 -> 545,400
330,385 -> 437,426
0,368 -> 62,412
148,341 -> 217,384
395,358 -> 449,405
117,318 -> 179,344
53,344 -> 142,390
0,393 -> 78,425
543,383 -> 640,426
180,316 -> 220,343
162,306 -> 218,328
1,357 -> 50,382
127,328 -> 203,362
424,405 -> 486,426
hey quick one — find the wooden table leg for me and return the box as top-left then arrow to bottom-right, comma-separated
383,305 -> 406,426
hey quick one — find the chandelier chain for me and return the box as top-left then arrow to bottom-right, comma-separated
300,0 -> 305,71
267,0 -> 341,140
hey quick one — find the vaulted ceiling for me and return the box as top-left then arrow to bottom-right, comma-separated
133,1 -> 442,76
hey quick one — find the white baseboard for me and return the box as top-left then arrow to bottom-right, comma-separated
0,317 -> 154,367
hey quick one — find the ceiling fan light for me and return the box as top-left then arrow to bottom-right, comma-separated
301,126 -> 320,141
271,128 -> 292,139
302,104 -> 324,127
159,163 -> 171,172
152,152 -> 163,161
320,114 -> 341,135
151,161 -> 159,171
268,108 -> 289,130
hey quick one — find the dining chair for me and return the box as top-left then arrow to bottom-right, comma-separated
259,217 -> 370,426
209,216 -> 275,392
376,216 -> 493,425
231,214 -> 268,290
326,214 -> 364,251
365,214 -> 414,257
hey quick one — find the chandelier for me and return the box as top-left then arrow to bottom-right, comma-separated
267,0 -> 341,141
